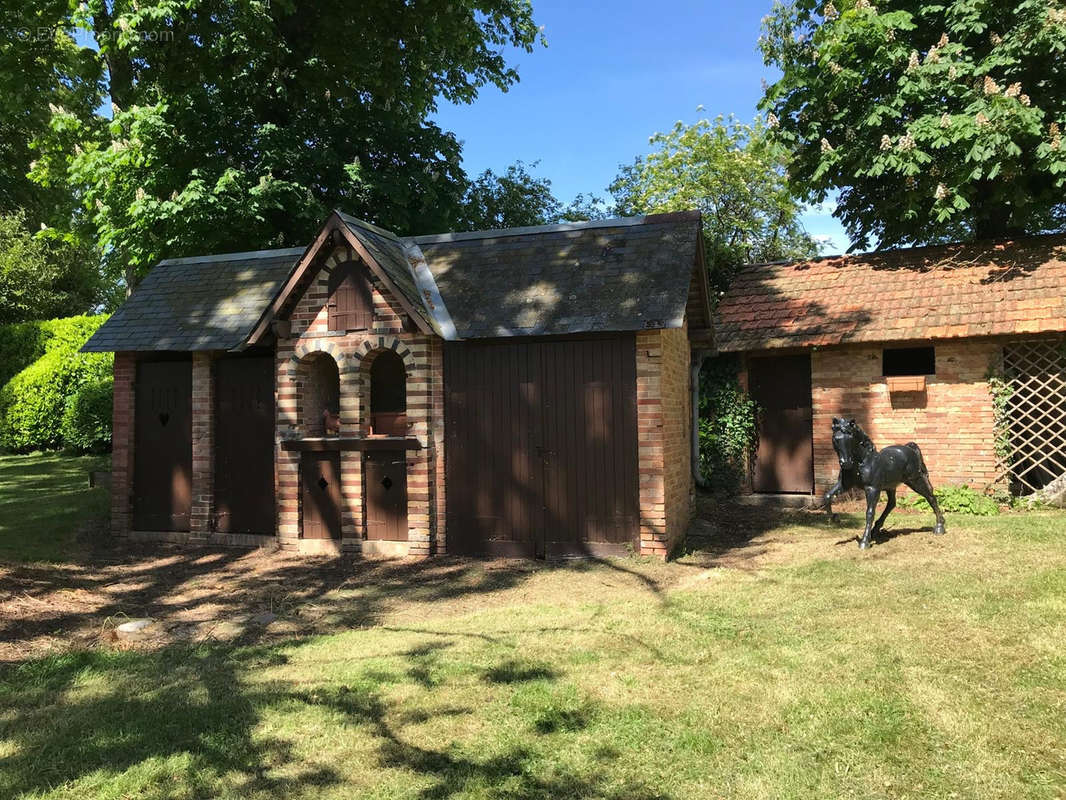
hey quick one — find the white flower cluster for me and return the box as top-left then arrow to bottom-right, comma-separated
984,75 -> 1000,95
1005,82 -> 1022,98
897,132 -> 917,151
880,134 -> 893,150
908,50 -> 920,69
940,113 -> 952,128
976,112 -> 990,126
829,61 -> 843,74
1051,123 -> 1062,150
767,112 -> 780,128
821,137 -> 834,153
935,183 -> 948,200
823,2 -> 839,19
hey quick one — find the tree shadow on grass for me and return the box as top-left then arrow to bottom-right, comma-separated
0,631 -> 668,800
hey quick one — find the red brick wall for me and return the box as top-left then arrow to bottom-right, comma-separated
110,352 -> 136,537
636,326 -> 693,557
811,339 -> 1001,495
190,352 -> 214,541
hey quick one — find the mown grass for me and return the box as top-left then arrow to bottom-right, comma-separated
1,491 -> 1064,798
0,453 -> 109,561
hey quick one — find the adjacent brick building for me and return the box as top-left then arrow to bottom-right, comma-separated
715,235 -> 1066,499
85,211 -> 712,558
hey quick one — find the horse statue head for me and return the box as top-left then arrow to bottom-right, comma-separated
831,418 -> 874,473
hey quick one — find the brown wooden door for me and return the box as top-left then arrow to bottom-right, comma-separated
301,452 -> 342,539
444,336 -> 638,557
133,359 -> 192,531
215,356 -> 275,533
365,451 -> 408,541
749,354 -> 814,494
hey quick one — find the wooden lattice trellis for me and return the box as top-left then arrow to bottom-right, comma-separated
992,337 -> 1066,495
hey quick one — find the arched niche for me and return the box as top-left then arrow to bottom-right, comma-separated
301,352 -> 340,437
368,350 -> 407,435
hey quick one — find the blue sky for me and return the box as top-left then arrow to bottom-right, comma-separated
433,0 -> 851,253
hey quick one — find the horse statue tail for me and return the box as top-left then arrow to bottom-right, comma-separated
905,441 -> 929,475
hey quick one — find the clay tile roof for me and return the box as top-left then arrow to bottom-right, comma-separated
82,248 -> 303,352
714,234 -> 1066,352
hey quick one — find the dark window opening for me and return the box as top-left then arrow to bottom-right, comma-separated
327,261 -> 373,331
883,346 -> 935,376
370,351 -> 406,435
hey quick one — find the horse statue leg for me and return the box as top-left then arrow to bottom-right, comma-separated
904,475 -> 946,536
820,474 -> 845,523
859,485 -> 881,549
870,488 -> 896,538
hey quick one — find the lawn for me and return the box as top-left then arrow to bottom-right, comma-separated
0,454 -> 1064,799
0,452 -> 109,562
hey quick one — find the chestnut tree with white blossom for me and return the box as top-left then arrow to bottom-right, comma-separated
760,0 -> 1066,248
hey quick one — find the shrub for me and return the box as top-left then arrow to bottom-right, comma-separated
0,315 -> 109,387
0,315 -> 112,452
699,355 -> 759,494
61,376 -> 114,453
899,484 -> 1000,516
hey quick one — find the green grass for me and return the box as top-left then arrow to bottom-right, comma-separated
0,456 -> 1064,798
0,452 -> 109,561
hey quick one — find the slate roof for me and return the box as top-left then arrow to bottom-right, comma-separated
414,212 -> 703,339
84,211 -> 706,352
715,234 -> 1066,352
82,248 -> 303,352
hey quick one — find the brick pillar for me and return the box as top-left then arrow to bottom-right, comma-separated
429,338 -> 446,554
190,352 -> 214,540
111,353 -> 136,537
636,330 -> 668,557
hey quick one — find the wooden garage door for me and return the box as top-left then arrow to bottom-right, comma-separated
444,336 -> 638,558
133,359 -> 192,531
215,355 -> 275,533
749,354 -> 814,494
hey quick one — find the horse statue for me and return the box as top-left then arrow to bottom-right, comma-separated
821,418 -> 946,549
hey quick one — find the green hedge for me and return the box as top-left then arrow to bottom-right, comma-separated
0,315 -> 112,453
61,376 -> 114,453
0,315 -> 109,387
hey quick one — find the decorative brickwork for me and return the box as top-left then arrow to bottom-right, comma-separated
276,245 -> 439,555
636,326 -> 693,557
810,339 -> 1001,495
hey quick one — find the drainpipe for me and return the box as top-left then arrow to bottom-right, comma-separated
691,350 -> 712,489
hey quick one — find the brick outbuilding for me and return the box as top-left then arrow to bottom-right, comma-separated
85,211 -> 713,558
715,235 -> 1066,499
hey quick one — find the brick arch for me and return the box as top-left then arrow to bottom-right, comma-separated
286,339 -> 350,380
342,336 -> 416,377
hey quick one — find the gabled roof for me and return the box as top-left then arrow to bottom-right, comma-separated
412,211 -> 706,339
84,210 -> 709,352
81,248 -> 303,352
715,234 -> 1066,352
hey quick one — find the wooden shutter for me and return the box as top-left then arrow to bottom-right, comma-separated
328,262 -> 373,331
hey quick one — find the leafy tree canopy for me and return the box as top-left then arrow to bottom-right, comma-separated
760,0 -> 1066,248
456,161 -> 561,231
26,0 -> 543,289
610,115 -> 817,292
0,211 -> 100,324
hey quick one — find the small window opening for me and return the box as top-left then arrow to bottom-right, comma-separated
370,351 -> 406,435
883,346 -> 935,376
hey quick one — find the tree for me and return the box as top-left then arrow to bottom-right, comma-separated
0,211 -> 100,323
28,0 -> 543,288
760,0 -> 1066,249
456,162 -> 561,231
610,115 -> 817,292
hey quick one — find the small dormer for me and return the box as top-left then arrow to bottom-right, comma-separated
327,261 -> 374,332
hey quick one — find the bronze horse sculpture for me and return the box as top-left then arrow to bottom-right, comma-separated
822,418 -> 946,549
